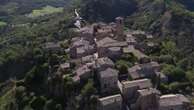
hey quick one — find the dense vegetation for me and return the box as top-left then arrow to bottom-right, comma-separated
1,0 -> 194,109
80,0 -> 137,22
0,0 -> 98,109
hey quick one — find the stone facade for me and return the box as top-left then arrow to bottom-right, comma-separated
97,94 -> 122,110
96,57 -> 115,71
131,88 -> 160,110
75,64 -> 93,80
125,34 -> 137,45
59,63 -> 70,73
119,79 -> 152,104
107,47 -> 122,60
70,44 -> 96,59
159,94 -> 191,110
128,62 -> 161,80
98,68 -> 119,94
97,37 -> 127,59
115,17 -> 124,39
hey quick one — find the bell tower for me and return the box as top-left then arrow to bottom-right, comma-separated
115,17 -> 124,40
115,17 -> 124,37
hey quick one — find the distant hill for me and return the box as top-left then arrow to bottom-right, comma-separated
80,0 -> 137,22
0,0 -> 71,23
1,1 -> 194,110
125,0 -> 194,54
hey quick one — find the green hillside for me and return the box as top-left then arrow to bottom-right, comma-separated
1,0 -> 194,110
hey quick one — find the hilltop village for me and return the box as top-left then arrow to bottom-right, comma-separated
45,17 -> 191,110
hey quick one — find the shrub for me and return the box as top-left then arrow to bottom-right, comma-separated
162,64 -> 185,82
116,60 -> 130,75
30,96 -> 46,110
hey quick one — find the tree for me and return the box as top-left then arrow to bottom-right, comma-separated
81,79 -> 96,97
55,104 -> 62,110
80,79 -> 97,110
161,41 -> 177,56
63,76 -> 75,99
116,60 -> 129,75
186,69 -> 194,87
159,55 -> 174,64
15,86 -> 26,99
121,53 -> 137,64
33,48 -> 45,64
158,83 -> 169,94
15,86 -> 28,109
177,58 -> 189,70
169,82 -> 181,92
80,0 -> 137,22
162,64 -> 185,82
24,64 -> 48,93
44,100 -> 56,110
30,96 -> 46,110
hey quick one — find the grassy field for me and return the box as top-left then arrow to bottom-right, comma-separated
28,5 -> 64,18
0,21 -> 7,27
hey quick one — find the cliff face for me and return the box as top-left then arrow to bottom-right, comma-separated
125,0 -> 194,53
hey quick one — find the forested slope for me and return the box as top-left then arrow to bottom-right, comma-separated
1,0 -> 194,110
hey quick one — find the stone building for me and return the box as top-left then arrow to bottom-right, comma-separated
128,65 -> 142,80
125,34 -> 137,45
107,47 -> 122,60
70,38 -> 90,58
93,17 -> 124,41
159,94 -> 191,110
59,63 -> 70,73
122,45 -> 135,54
142,61 -> 161,72
44,42 -> 63,53
98,68 -> 119,94
119,79 -> 152,104
96,57 -> 115,71
74,26 -> 95,43
115,17 -> 124,39
95,25 -> 115,40
128,62 -> 161,80
97,94 -> 122,110
70,43 -> 96,59
77,45 -> 96,58
131,49 -> 150,63
75,64 -> 93,80
131,88 -> 160,110
81,55 -> 95,64
122,45 -> 150,63
71,38 -> 90,48
96,37 -> 127,59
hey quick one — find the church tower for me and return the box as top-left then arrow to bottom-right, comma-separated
115,17 -> 124,38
